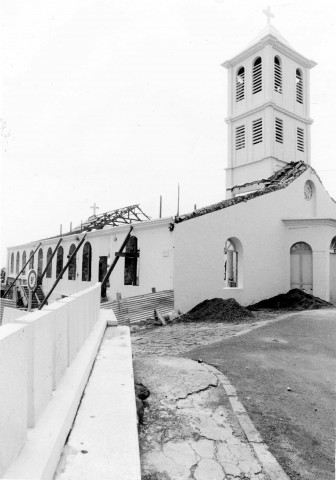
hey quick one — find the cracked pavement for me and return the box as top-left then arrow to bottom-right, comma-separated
134,357 -> 273,480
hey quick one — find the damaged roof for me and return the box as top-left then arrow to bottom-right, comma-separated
175,161 -> 310,223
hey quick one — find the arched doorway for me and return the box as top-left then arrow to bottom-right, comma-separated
329,237 -> 336,303
290,242 -> 313,293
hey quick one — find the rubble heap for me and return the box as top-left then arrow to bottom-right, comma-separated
248,288 -> 332,311
178,298 -> 254,323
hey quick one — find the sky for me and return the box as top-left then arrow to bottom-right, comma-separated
1,0 -> 336,266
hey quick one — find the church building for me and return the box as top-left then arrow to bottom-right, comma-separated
173,21 -> 336,312
4,19 -> 336,316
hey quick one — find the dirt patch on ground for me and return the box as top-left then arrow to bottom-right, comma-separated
248,288 -> 332,311
177,297 -> 255,323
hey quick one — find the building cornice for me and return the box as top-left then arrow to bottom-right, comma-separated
282,218 -> 336,228
222,34 -> 317,69
225,102 -> 314,125
7,217 -> 174,251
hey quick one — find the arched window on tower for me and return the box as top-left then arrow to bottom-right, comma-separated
56,246 -> 64,278
46,248 -> 52,278
82,242 -> 92,281
16,252 -> 20,274
252,57 -> 262,94
10,253 -> 14,273
236,67 -> 245,102
29,250 -> 34,269
274,56 -> 282,93
68,244 -> 77,280
124,236 -> 139,286
22,251 -> 27,274
296,69 -> 303,103
37,248 -> 43,280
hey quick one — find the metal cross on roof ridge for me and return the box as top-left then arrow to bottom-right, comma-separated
90,202 -> 100,216
262,5 -> 274,25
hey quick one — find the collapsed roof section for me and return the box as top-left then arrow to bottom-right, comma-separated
175,161 -> 310,223
73,204 -> 150,233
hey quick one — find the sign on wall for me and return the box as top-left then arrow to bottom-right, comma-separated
27,269 -> 37,291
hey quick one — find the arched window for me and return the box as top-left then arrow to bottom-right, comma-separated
10,253 -> 14,273
330,237 -> 336,253
224,239 -> 238,287
46,248 -> 52,278
29,250 -> 34,269
304,180 -> 314,201
252,57 -> 262,94
274,56 -> 282,93
22,251 -> 27,274
68,244 -> 77,280
16,252 -> 20,274
296,69 -> 303,104
82,242 -> 92,281
290,242 -> 312,253
124,236 -> 139,286
37,248 -> 43,279
56,246 -> 64,278
236,66 -> 245,102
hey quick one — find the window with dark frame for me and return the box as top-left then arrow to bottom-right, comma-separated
68,244 -> 77,280
56,246 -> 64,278
124,236 -> 139,286
235,125 -> 245,150
275,117 -> 283,143
252,118 -> 263,144
297,127 -> 304,152
22,251 -> 26,274
46,248 -> 52,278
82,242 -> 92,281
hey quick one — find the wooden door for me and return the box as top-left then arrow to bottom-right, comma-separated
330,254 -> 336,303
290,242 -> 313,293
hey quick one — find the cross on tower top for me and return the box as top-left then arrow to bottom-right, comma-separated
90,202 -> 100,216
262,6 -> 274,25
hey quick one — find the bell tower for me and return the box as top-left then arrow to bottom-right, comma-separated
223,10 -> 316,198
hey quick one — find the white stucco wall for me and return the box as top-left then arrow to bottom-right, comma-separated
174,169 -> 336,312
7,218 -> 174,303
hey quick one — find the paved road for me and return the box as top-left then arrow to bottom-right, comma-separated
183,309 -> 336,480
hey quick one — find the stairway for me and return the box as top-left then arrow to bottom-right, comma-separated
35,285 -> 46,306
19,285 -> 47,309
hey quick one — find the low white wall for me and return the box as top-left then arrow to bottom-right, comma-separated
2,307 -> 29,325
0,324 -> 29,475
0,283 -> 101,477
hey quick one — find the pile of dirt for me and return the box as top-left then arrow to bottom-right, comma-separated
178,298 -> 254,323
248,289 -> 332,311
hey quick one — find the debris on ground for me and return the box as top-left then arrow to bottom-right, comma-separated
134,382 -> 150,426
154,309 -> 167,326
177,298 -> 254,323
247,289 -> 332,311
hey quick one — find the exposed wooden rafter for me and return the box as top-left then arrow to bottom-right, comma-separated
74,204 -> 150,233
